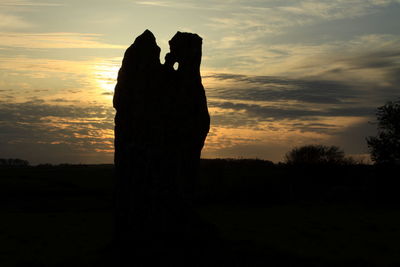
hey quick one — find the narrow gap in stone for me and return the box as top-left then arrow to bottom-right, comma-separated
173,62 -> 179,71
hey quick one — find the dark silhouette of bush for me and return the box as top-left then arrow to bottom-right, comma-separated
284,145 -> 349,165
367,99 -> 400,165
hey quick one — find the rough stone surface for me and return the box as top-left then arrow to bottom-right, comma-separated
113,29 -> 210,257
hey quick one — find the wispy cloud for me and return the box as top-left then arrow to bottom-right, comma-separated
204,33 -> 400,84
274,0 -> 396,20
0,56 -> 99,85
209,100 -> 374,121
0,99 -> 114,164
0,0 -> 64,7
204,64 -> 399,119
134,1 -> 170,7
0,56 -> 121,76
0,56 -> 120,105
205,73 -> 360,104
201,67 -> 391,158
134,0 -> 225,10
207,0 -> 399,28
0,14 -> 33,29
0,1 -> 63,30
0,32 -> 125,49
205,0 -> 400,61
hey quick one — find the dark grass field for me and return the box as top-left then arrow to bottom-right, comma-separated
1,160 -> 400,266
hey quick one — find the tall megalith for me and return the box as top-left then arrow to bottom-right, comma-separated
113,29 -> 210,255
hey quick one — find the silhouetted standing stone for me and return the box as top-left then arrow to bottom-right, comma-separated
164,32 -> 210,198
113,30 -> 210,264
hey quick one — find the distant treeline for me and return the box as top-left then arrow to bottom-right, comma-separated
0,158 -> 29,167
1,158 -> 399,206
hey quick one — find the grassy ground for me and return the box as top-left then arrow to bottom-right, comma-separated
1,163 -> 400,266
198,204 -> 400,266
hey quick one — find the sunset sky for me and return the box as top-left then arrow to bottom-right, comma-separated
1,0 -> 399,164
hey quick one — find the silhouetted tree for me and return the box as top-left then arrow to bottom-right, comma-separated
367,99 -> 400,165
285,145 -> 347,165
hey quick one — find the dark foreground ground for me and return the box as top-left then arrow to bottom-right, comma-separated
1,160 -> 400,266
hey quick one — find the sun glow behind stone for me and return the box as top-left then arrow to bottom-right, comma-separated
93,63 -> 119,96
